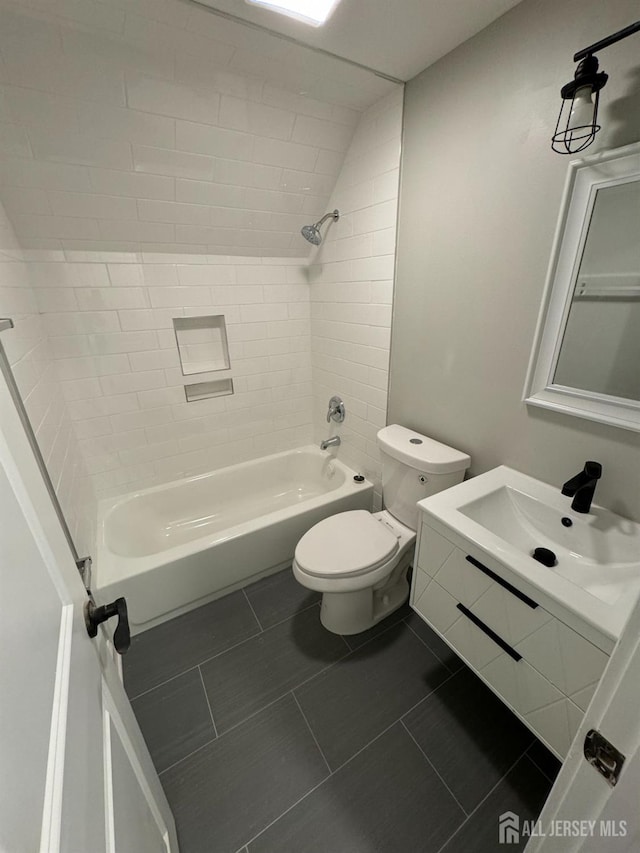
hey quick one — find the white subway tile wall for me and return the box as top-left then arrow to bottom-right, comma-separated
0,201 -> 96,554
309,90 -> 403,506
0,0 -> 398,256
28,252 -> 313,498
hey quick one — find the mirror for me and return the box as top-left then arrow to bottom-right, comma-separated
525,142 -> 640,431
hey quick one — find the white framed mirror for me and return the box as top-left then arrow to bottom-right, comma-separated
524,141 -> 640,432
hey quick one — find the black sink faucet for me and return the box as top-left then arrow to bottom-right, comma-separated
561,461 -> 602,513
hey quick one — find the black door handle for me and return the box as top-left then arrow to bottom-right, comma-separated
85,596 -> 130,655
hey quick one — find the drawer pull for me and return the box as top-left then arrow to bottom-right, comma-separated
465,555 -> 538,609
456,603 -> 522,662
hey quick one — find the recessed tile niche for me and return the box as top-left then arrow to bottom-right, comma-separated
173,315 -> 233,402
184,378 -> 234,403
174,315 -> 230,374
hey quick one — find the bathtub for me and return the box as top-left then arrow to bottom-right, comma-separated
95,447 -> 373,634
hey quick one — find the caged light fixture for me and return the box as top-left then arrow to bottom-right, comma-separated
552,20 -> 640,155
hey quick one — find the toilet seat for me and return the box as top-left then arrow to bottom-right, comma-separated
294,510 -> 399,579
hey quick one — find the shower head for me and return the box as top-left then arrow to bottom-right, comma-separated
300,209 -> 339,245
301,223 -> 322,245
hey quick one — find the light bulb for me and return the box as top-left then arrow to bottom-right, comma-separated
567,86 -> 596,131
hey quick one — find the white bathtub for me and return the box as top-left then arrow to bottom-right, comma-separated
95,447 -> 373,633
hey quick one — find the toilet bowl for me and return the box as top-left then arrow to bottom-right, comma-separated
292,425 -> 470,635
293,508 -> 416,634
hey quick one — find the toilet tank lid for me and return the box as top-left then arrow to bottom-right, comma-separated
377,425 -> 470,474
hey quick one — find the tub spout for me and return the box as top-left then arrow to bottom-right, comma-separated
320,436 -> 341,451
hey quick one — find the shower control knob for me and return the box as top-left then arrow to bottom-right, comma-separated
326,395 -> 345,423
84,595 -> 131,655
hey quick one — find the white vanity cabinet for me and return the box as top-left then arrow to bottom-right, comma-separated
411,518 -> 610,760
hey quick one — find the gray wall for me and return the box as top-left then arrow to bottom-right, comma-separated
389,0 -> 640,522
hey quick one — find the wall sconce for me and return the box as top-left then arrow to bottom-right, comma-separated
552,20 -> 640,155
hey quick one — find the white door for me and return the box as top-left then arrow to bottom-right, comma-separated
525,585 -> 640,852
0,368 -> 178,853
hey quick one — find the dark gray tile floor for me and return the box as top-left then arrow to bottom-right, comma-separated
124,568 -> 560,853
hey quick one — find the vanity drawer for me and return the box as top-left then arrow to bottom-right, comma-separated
415,523 -> 609,711
418,525 -> 551,646
460,560 -> 552,647
414,568 -> 521,673
459,557 -> 609,710
413,571 -> 580,757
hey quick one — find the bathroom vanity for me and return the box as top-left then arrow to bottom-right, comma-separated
410,466 -> 640,760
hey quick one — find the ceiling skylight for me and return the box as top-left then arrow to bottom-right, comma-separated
245,0 -> 342,27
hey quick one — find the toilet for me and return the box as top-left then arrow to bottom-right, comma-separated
293,424 -> 470,635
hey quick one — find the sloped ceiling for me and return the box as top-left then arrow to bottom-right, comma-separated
0,0 -> 398,256
0,0 -> 520,256
195,0 -> 524,81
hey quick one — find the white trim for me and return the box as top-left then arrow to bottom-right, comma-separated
39,605 -> 74,853
103,706 -> 116,853
524,141 -> 640,432
102,679 -> 171,852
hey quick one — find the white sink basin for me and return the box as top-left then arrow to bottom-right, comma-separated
459,484 -> 640,604
419,466 -> 640,640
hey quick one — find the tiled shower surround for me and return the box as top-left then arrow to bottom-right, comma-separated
33,252 -> 314,498
310,91 -> 402,504
4,87 -> 402,502
0,0 -> 402,510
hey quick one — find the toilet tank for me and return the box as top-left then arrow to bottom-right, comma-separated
377,425 -> 470,530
